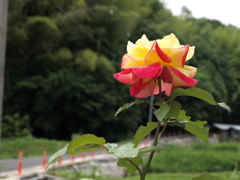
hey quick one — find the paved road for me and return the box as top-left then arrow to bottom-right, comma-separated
0,149 -> 105,173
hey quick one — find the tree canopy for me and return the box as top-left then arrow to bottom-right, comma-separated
3,0 -> 240,140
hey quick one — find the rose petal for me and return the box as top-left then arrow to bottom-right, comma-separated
186,46 -> 195,61
161,45 -> 189,68
155,41 -> 172,63
161,82 -> 174,96
113,69 -> 134,85
170,66 -> 198,87
130,78 -> 158,98
121,54 -> 146,69
161,66 -> 173,83
131,62 -> 163,79
163,33 -> 180,47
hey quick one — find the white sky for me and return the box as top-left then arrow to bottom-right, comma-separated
163,0 -> 240,28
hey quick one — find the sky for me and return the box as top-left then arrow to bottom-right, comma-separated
163,0 -> 240,28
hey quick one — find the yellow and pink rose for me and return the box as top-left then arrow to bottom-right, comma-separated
114,33 -> 198,98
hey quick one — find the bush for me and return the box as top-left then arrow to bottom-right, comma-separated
2,113 -> 32,138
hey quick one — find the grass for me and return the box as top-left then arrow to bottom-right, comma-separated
49,166 -> 233,180
148,142 -> 240,172
108,172 -> 233,180
0,137 -> 68,159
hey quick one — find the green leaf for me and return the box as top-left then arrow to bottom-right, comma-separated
47,144 -> 69,168
185,122 -> 209,142
164,101 -> 182,119
191,173 -> 223,180
170,87 -> 216,105
70,144 -> 104,155
154,101 -> 170,122
105,142 -> 139,158
230,162 -> 240,180
138,146 -> 161,156
47,134 -> 106,167
218,102 -> 231,114
167,110 -> 209,142
167,120 -> 186,128
170,87 -> 231,114
133,122 -> 158,148
68,134 -> 106,150
115,99 -> 146,117
177,110 -> 191,121
117,156 -> 143,174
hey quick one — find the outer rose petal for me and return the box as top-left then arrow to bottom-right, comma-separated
114,69 -> 133,85
186,46 -> 195,61
130,78 -> 158,98
155,42 -> 172,63
181,65 -> 197,78
161,67 -> 172,83
161,45 -> 189,68
156,33 -> 180,48
161,82 -> 174,96
145,41 -> 173,65
121,54 -> 145,69
170,66 -> 198,87
163,33 -> 180,47
131,62 -> 163,79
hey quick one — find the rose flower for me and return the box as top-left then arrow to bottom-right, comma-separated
114,34 -> 198,98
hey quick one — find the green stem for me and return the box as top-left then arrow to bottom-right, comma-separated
141,121 -> 161,180
158,77 -> 162,102
146,101 -> 157,111
141,78 -> 164,180
125,158 -> 143,178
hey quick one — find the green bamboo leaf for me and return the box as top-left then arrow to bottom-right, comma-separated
115,99 -> 146,117
138,146 -> 161,156
47,134 -> 106,167
117,156 -> 143,174
191,173 -> 223,180
105,142 -> 139,158
154,101 -> 170,122
133,122 -> 158,148
170,87 -> 231,114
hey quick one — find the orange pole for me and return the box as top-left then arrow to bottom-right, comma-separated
71,155 -> 75,163
58,156 -> 62,166
82,152 -> 86,161
16,150 -> 23,175
144,138 -> 148,147
104,149 -> 108,156
42,150 -> 47,169
91,150 -> 94,159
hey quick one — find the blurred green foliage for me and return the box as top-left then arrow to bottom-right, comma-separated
2,113 -> 32,138
0,137 -> 67,159
3,0 -> 240,141
149,143 -> 240,172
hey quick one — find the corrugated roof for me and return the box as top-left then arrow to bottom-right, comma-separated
213,123 -> 240,131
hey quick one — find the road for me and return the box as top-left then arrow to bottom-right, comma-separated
0,149 -> 106,173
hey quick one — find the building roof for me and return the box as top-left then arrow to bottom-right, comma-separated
213,123 -> 240,131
